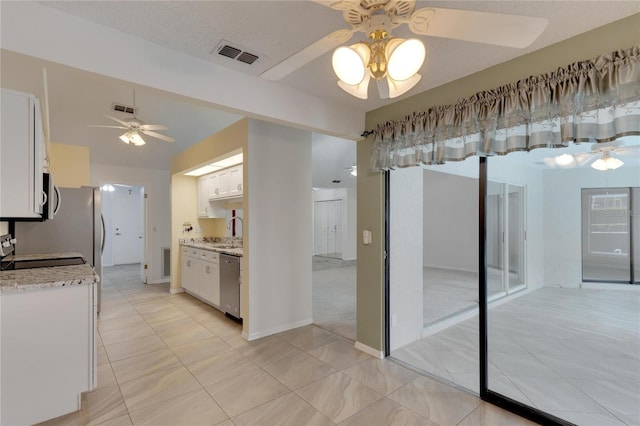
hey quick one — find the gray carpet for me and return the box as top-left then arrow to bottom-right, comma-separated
312,256 -> 356,341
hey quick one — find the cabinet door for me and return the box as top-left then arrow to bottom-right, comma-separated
217,170 -> 230,197
0,89 -> 43,219
209,173 -> 219,199
197,175 -> 210,217
200,260 -> 220,306
227,165 -> 243,197
181,250 -> 197,293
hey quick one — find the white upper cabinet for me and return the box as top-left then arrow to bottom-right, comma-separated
197,175 -> 210,218
207,164 -> 243,201
0,89 -> 44,219
227,164 -> 243,198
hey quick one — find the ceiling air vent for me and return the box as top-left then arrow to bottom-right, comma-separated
213,40 -> 261,66
218,45 -> 241,60
112,103 -> 136,115
237,52 -> 259,65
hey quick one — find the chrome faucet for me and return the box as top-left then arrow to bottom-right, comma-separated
226,215 -> 243,230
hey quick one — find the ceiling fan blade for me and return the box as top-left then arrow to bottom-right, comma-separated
311,0 -> 360,12
260,28 -> 355,80
142,130 -> 175,143
140,124 -> 168,131
409,7 -> 548,48
86,125 -> 128,129
104,114 -> 132,127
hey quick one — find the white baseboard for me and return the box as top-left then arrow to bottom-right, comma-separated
581,282 -> 640,291
355,341 -> 384,359
169,287 -> 184,294
149,279 -> 170,285
246,318 -> 313,341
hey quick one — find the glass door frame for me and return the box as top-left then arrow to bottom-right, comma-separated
478,157 -> 573,426
383,157 -> 572,425
486,180 -> 528,302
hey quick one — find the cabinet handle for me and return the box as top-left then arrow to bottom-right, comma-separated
187,260 -> 191,267
206,266 -> 210,273
237,184 -> 242,191
215,188 -> 219,195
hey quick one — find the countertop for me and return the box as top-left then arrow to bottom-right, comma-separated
180,237 -> 243,257
0,263 -> 99,294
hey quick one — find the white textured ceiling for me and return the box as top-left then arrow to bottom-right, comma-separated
38,0 -> 639,111
1,1 -> 637,173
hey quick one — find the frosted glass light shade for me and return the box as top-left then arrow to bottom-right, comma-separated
337,71 -> 370,99
332,46 -> 367,85
591,154 -> 623,171
387,73 -> 422,98
387,39 -> 425,81
554,153 -> 575,167
129,132 -> 146,146
119,132 -> 131,144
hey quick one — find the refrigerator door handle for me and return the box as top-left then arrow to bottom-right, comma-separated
100,214 -> 106,254
53,186 -> 61,216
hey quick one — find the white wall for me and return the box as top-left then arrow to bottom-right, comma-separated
312,187 -> 357,261
247,119 -> 313,339
91,163 -> 171,284
542,165 -> 640,287
390,166 -> 424,351
423,169 -> 478,272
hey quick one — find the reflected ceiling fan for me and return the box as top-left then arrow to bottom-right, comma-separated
261,0 -> 548,99
87,90 -> 175,146
540,141 -> 640,171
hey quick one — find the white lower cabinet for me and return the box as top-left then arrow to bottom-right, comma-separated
1,283 -> 96,425
181,246 -> 220,307
181,247 -> 198,293
199,252 -> 220,306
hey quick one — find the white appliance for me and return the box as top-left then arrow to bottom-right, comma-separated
14,186 -> 104,311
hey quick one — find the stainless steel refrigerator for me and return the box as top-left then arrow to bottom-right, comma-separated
14,187 -> 104,311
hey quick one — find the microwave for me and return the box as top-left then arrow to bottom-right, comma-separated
42,172 -> 60,220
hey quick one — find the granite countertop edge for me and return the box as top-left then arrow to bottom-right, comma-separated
179,237 -> 243,257
0,264 -> 99,294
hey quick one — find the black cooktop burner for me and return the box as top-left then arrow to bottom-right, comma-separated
1,257 -> 86,270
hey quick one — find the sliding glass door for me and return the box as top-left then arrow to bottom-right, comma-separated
487,181 -> 526,299
582,187 -> 639,283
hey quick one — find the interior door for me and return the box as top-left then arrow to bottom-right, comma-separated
112,193 -> 142,265
314,199 -> 342,258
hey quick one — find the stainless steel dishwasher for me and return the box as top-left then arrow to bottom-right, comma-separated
220,254 -> 241,321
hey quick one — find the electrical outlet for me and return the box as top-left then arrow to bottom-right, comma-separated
391,314 -> 398,327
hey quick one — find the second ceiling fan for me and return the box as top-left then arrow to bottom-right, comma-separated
88,90 -> 175,146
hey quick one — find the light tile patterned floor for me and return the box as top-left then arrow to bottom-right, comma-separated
393,287 -> 640,426
38,264 -> 535,426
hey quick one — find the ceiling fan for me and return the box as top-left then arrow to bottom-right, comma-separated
540,141 -> 640,171
87,91 -> 175,146
261,0 -> 548,99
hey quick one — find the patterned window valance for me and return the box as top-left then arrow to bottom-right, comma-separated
370,45 -> 640,171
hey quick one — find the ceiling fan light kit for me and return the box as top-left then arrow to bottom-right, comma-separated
119,130 -> 146,146
331,26 -> 425,99
591,151 -> 624,171
87,90 -> 175,146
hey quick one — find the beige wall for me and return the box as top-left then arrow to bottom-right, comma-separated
357,14 -> 640,352
49,143 -> 90,188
